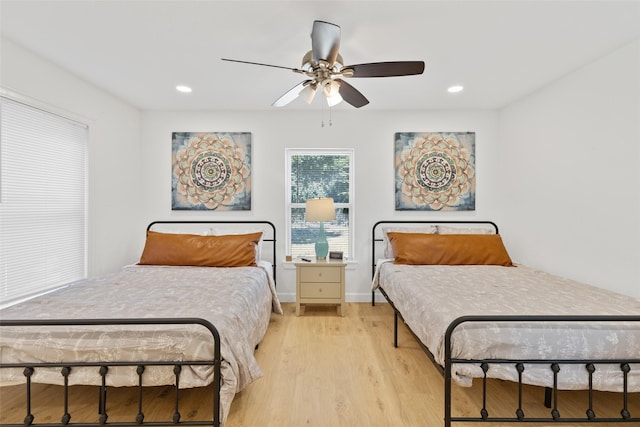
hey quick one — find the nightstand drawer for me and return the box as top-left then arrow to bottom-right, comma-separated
295,261 -> 346,316
299,266 -> 341,283
300,282 -> 341,299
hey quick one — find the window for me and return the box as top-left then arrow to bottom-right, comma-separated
0,96 -> 87,307
285,148 -> 354,259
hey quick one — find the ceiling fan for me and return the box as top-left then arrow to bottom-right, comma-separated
221,20 -> 425,108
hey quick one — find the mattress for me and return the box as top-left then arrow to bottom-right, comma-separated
0,261 -> 282,423
373,261 -> 640,391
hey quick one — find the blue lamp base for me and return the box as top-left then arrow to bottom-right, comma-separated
315,222 -> 329,260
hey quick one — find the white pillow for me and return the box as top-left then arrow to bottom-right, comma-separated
382,225 -> 437,258
436,225 -> 495,235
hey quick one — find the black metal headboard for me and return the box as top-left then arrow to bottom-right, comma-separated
146,220 -> 277,284
371,220 -> 498,304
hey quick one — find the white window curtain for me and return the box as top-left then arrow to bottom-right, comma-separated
0,96 -> 87,307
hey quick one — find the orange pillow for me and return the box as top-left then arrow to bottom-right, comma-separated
139,231 -> 262,267
387,232 -> 513,266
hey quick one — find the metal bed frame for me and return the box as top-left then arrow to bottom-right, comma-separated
0,318 -> 221,427
371,220 -> 640,426
0,220 -> 278,427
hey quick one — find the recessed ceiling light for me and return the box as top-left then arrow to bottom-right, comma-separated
447,85 -> 464,93
176,85 -> 192,93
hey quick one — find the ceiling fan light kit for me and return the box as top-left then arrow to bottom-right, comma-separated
222,20 -> 425,109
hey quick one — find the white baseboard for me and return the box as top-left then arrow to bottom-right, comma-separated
276,292 -> 387,304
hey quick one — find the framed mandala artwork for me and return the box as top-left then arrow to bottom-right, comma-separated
395,132 -> 475,211
172,132 -> 252,211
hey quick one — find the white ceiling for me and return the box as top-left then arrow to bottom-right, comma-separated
1,0 -> 639,111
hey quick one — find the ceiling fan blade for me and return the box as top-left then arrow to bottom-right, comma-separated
272,80 -> 312,107
221,58 -> 305,74
346,61 -> 425,78
334,79 -> 369,108
311,20 -> 341,66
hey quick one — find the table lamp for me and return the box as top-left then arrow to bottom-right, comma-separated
305,197 -> 336,260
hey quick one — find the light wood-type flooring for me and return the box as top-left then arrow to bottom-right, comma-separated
1,302 -> 638,426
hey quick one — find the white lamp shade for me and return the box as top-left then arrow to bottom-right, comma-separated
301,84 -> 317,104
305,198 -> 336,222
326,92 -> 343,107
323,79 -> 343,107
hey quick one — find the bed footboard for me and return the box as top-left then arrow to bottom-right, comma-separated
444,315 -> 640,426
0,318 -> 222,427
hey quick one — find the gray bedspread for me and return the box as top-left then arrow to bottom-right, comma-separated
372,261 -> 640,391
0,262 -> 282,424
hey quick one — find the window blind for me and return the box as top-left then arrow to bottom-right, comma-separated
0,96 -> 87,307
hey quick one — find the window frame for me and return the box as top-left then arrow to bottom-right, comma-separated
284,148 -> 355,260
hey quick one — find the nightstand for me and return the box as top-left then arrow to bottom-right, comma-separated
295,259 -> 346,316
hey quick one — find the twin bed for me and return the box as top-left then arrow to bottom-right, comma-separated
371,220 -> 640,426
0,220 -> 281,427
3,219 -> 639,426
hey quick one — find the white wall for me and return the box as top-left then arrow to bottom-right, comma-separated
141,110 -> 501,301
1,38 -> 144,277
4,35 -> 637,302
498,39 -> 640,298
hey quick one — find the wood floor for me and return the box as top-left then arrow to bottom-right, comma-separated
1,302 -> 638,426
